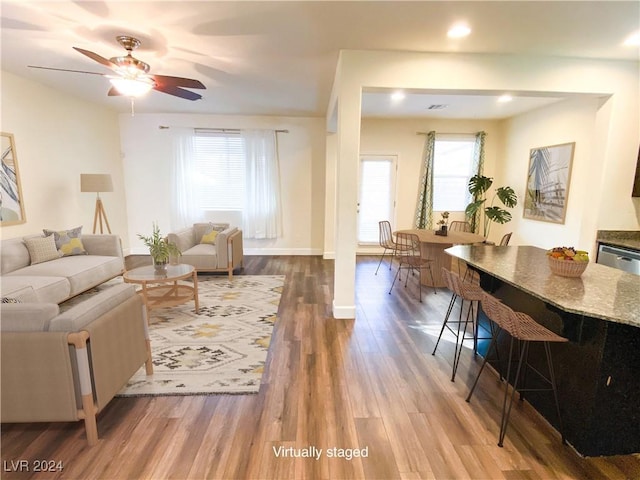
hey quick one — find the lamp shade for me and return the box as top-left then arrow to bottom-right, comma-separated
81,174 -> 113,193
109,77 -> 154,97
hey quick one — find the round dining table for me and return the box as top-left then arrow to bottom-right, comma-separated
395,229 -> 486,287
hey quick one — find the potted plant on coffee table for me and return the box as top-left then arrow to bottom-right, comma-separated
465,174 -> 517,240
138,222 -> 181,273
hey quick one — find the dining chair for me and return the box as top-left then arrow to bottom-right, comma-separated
388,232 -> 436,302
375,220 -> 407,275
466,292 -> 567,447
499,232 -> 513,246
449,220 -> 472,233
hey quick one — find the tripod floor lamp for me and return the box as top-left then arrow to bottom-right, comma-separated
81,174 -> 113,234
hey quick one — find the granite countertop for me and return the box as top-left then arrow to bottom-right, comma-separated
446,245 -> 640,328
596,230 -> 640,251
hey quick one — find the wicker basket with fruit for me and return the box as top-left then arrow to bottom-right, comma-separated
546,247 -> 589,277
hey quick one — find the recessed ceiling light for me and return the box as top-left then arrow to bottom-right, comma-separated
447,23 -> 471,39
498,95 -> 513,103
391,91 -> 406,101
623,31 -> 640,46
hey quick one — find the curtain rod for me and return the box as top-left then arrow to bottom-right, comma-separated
159,126 -> 289,133
416,131 -> 480,136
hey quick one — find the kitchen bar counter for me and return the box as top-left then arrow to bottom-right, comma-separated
446,245 -> 639,327
596,229 -> 640,251
446,244 -> 640,456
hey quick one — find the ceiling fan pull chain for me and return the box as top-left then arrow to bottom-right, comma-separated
130,97 -> 135,117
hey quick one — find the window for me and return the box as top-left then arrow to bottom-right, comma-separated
432,137 -> 475,211
358,155 -> 397,244
193,132 -> 246,210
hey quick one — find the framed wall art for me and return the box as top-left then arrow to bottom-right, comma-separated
523,142 -> 575,224
1,132 -> 27,226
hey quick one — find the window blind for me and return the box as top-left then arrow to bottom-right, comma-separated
194,132 -> 246,210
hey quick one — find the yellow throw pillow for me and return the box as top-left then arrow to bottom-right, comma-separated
43,226 -> 87,256
200,230 -> 219,245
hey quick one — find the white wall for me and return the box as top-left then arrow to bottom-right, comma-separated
119,113 -> 326,255
497,97 -> 603,254
0,71 -> 127,244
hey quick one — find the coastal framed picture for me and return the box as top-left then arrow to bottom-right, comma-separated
523,142 -> 575,224
1,132 -> 27,226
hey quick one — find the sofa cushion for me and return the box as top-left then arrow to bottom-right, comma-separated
0,238 -> 31,274
1,275 -> 70,303
9,255 -> 123,297
0,302 -> 60,332
24,235 -> 61,265
181,244 -> 219,270
43,226 -> 87,256
49,283 -> 136,332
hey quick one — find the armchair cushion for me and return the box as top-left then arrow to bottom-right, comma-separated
49,283 -> 137,332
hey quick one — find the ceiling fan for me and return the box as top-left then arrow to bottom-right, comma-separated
29,35 -> 206,101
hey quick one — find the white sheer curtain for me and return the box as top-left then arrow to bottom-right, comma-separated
241,129 -> 281,239
171,128 -> 203,230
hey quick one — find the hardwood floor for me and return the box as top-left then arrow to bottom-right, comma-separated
2,255 -> 639,479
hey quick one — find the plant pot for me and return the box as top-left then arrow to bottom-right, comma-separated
435,225 -> 448,236
153,259 -> 168,274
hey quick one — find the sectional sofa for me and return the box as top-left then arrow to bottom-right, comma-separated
0,231 -> 150,445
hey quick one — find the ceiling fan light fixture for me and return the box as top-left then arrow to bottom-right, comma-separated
109,77 -> 154,97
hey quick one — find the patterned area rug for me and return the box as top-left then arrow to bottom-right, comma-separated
121,275 -> 283,396
61,275 -> 284,396
120,275 -> 283,396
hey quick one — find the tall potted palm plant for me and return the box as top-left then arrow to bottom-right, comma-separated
465,174 -> 518,239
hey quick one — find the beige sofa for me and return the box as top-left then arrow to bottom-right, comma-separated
1,283 -> 151,445
1,234 -> 124,303
168,223 -> 244,278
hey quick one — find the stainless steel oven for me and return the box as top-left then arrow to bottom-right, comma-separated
597,244 -> 640,276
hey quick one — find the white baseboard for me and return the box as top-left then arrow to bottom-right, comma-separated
323,251 -> 335,259
243,248 -> 323,256
332,299 -> 356,319
128,247 -> 323,256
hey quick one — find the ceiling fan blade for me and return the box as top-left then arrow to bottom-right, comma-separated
73,47 -> 117,70
28,65 -> 105,76
153,84 -> 203,101
152,74 -> 206,89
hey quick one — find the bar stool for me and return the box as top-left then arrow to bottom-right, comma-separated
432,268 -> 485,381
466,292 -> 568,447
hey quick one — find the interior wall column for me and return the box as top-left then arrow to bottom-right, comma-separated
332,83 -> 361,319
323,132 -> 337,259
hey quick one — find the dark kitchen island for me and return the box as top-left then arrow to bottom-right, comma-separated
446,245 -> 640,457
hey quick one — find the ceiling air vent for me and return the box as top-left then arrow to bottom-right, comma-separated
427,104 -> 448,110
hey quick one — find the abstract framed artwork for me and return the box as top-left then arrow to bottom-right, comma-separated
1,132 -> 26,225
523,142 -> 575,224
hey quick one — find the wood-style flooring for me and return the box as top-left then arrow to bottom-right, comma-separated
2,255 -> 639,479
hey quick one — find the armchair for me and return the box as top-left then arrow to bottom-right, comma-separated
167,223 -> 244,278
